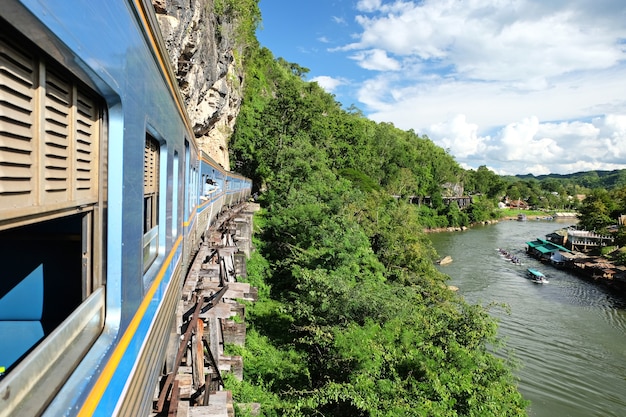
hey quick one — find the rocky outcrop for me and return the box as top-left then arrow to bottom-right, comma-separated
152,0 -> 243,170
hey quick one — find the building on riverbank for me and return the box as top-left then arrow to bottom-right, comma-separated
526,231 -> 626,292
566,229 -> 615,252
542,226 -> 615,253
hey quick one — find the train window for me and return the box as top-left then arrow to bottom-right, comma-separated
172,151 -> 179,237
143,134 -> 160,270
0,22 -> 105,383
184,140 -> 192,218
0,38 -> 100,221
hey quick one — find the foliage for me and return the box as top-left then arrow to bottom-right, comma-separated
214,0 -> 261,51
464,165 -> 507,199
577,188 -> 619,232
614,226 -> 626,248
611,246 -> 626,266
443,200 -> 470,227
466,198 -> 498,223
497,169 -> 626,215
510,169 -> 626,190
228,44 -> 529,416
337,168 -> 381,193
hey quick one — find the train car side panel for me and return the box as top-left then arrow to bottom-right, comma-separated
0,1 -> 252,416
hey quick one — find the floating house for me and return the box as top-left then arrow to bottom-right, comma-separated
526,238 -> 572,264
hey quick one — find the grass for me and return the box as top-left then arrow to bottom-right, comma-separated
497,208 -> 557,219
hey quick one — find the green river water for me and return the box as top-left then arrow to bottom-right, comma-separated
428,219 -> 626,417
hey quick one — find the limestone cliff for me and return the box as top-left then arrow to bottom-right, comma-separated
152,0 -> 243,170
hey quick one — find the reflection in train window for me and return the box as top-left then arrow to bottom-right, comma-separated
0,216 -> 84,371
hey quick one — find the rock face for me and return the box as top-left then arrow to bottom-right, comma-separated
152,0 -> 243,170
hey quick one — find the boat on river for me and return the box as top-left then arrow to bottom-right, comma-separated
527,268 -> 549,284
497,248 -> 523,265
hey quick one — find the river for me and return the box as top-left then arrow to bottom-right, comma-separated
428,219 -> 626,417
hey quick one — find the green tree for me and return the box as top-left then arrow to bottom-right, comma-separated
466,165 -> 506,199
386,167 -> 418,198
444,200 -> 469,227
507,185 -> 522,204
577,189 -> 616,231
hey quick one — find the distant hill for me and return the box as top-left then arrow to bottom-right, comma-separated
503,169 -> 626,190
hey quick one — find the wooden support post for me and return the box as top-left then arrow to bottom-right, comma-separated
192,318 -> 204,389
202,372 -> 213,406
167,379 -> 179,417
202,338 -> 224,388
155,294 -> 203,413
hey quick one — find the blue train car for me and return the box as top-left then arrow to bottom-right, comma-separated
0,1 -> 251,416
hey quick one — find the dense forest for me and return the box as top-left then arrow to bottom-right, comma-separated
218,4 -> 626,415
510,169 -> 626,190
223,44 -> 529,415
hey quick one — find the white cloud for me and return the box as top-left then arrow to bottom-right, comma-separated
332,0 -> 626,174
422,114 -> 626,175
593,114 -> 626,161
349,49 -> 401,71
427,114 -> 489,158
310,75 -> 344,93
495,116 -> 563,163
347,0 -> 626,81
356,0 -> 382,13
361,65 -> 626,131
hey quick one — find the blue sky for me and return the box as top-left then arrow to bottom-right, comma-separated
256,0 -> 626,176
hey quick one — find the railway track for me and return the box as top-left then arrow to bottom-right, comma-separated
152,202 -> 259,417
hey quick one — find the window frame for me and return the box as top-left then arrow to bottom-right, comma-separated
143,133 -> 161,272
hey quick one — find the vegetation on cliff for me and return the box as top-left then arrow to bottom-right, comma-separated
214,0 -> 260,53
226,44 -> 528,416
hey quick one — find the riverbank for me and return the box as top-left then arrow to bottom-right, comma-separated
502,212 -> 577,222
424,212 -> 578,234
424,219 -> 499,233
527,249 -> 626,294
525,230 -> 626,296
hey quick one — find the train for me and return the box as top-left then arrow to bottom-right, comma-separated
0,1 -> 252,416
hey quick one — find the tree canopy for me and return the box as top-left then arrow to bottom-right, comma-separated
227,46 -> 528,416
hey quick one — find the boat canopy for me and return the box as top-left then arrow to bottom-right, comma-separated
526,238 -> 571,254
